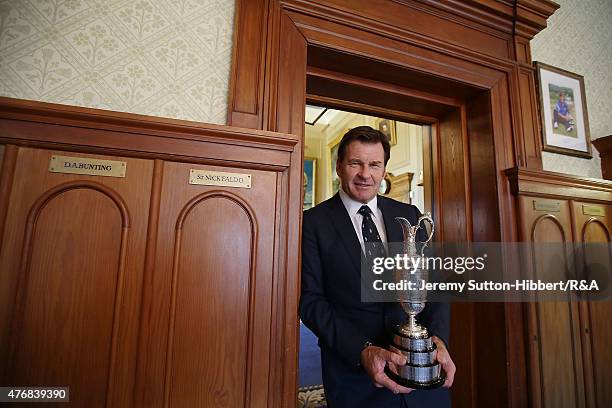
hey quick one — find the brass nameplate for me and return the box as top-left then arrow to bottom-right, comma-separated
189,170 -> 251,189
49,155 -> 126,178
583,204 -> 605,217
533,200 -> 560,212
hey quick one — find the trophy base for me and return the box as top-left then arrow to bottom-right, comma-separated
387,325 -> 445,390
385,366 -> 446,390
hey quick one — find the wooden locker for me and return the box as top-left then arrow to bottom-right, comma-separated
0,147 -> 153,407
0,97 -> 300,407
571,202 -> 612,408
136,161 -> 278,407
519,195 -> 587,408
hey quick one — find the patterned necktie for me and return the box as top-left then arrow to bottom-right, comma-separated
358,205 -> 385,258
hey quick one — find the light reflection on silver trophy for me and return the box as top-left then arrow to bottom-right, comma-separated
384,212 -> 445,389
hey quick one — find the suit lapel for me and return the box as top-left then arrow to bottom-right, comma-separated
328,194 -> 362,274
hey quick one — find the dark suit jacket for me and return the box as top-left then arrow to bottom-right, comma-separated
299,194 -> 450,408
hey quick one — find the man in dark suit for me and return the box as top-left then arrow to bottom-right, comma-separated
299,126 -> 455,407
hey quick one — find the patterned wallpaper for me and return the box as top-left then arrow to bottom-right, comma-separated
0,0 -> 235,125
531,0 -> 612,179
1,0 -> 609,175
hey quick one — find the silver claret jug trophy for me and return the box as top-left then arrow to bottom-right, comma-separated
384,213 -> 446,389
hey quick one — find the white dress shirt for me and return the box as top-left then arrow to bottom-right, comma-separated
338,188 -> 388,253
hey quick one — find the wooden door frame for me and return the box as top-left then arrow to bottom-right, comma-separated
227,1 -> 559,406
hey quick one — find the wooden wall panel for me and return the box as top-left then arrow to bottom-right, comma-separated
0,98 -> 300,408
536,300 -> 585,408
169,196 -> 252,407
0,147 -> 152,407
10,188 -> 122,406
0,145 -> 15,250
467,91 -> 500,241
508,169 -> 612,408
584,301 -> 612,408
519,196 -> 586,408
139,161 -> 277,407
515,68 -> 542,168
465,92 -> 511,406
571,202 -> 612,408
438,108 -> 468,241
571,202 -> 611,243
267,11 -> 307,406
227,0 -> 270,128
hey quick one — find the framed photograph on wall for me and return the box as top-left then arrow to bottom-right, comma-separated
303,157 -> 316,210
327,131 -> 344,196
534,62 -> 592,158
375,118 -> 397,146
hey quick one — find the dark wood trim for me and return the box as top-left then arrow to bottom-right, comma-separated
417,0 -> 559,40
430,123 -> 444,241
514,66 -> 543,167
438,108 -> 469,241
268,12 -> 307,406
227,0 -> 270,128
578,301 -> 596,408
422,125 -> 435,219
0,97 -> 297,151
592,136 -> 612,180
269,170 -> 287,407
306,94 -> 437,125
0,144 -> 17,258
284,0 -> 514,62
307,66 -> 463,108
592,136 -> 612,158
460,105 -> 474,242
0,97 -> 298,169
514,0 -> 560,38
506,167 -> 612,202
133,159 -> 163,407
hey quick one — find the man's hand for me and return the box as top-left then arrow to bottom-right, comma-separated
432,336 -> 456,388
360,345 -> 413,394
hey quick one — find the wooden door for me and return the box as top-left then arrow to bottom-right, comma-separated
571,201 -> 612,408
519,195 -> 586,408
0,147 -> 153,407
136,161 -> 278,407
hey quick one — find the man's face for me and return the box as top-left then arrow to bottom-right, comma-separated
559,94 -> 565,102
336,140 -> 386,203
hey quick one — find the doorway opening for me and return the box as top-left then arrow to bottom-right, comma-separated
296,45 -> 504,407
298,106 -> 432,399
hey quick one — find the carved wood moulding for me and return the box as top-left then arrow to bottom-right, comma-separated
506,167 -> 612,202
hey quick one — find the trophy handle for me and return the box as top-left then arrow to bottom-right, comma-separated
417,212 -> 434,255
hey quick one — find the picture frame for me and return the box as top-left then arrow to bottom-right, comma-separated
534,62 -> 592,158
303,157 -> 316,210
375,118 -> 397,146
327,131 -> 345,196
